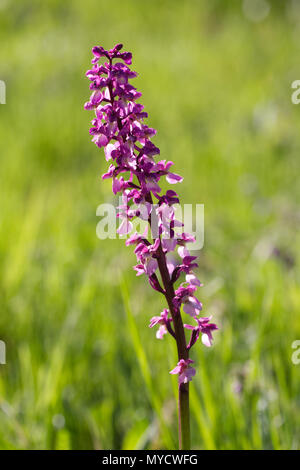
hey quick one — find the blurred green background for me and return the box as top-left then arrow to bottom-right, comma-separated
0,0 -> 300,450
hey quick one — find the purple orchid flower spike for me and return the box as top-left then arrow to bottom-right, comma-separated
85,43 -> 218,450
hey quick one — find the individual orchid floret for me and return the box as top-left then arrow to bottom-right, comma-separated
173,285 -> 202,317
170,359 -> 196,385
149,309 -> 174,339
133,238 -> 160,276
185,316 -> 218,349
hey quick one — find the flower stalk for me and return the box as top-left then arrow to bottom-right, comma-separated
84,43 -> 217,450
156,241 -> 190,448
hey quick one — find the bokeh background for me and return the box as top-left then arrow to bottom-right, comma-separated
0,0 -> 300,450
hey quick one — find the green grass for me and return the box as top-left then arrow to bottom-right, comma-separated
0,0 -> 299,449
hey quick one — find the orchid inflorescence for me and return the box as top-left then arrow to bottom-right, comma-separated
84,44 -> 217,446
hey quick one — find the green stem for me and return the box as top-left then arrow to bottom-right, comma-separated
156,243 -> 190,450
107,63 -> 190,447
179,382 -> 190,449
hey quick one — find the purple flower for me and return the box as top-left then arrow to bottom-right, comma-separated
149,309 -> 174,339
85,44 -> 218,387
170,359 -> 196,385
185,316 -> 218,348
173,285 -> 202,317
